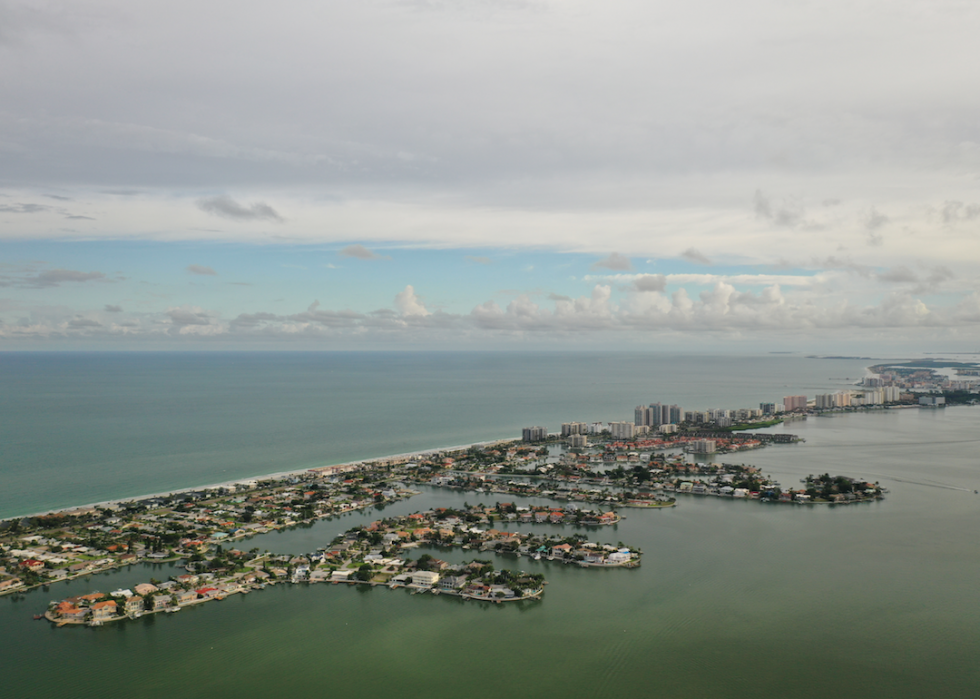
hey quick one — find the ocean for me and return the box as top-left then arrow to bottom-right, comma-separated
3,351 -> 978,698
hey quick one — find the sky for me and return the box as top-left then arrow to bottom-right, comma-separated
2,0 -> 980,352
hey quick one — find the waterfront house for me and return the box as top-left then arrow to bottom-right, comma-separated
411,571 -> 440,587
607,551 -> 631,565
125,596 -> 144,615
438,575 -> 468,591
551,544 -> 573,558
61,605 -> 88,622
91,600 -> 117,620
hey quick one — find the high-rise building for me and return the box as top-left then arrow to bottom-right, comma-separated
783,395 -> 808,411
568,433 -> 588,448
647,402 -> 682,426
691,439 -> 716,454
760,402 -> 776,415
561,422 -> 587,437
634,406 -> 653,427
608,421 -> 635,439
522,426 -> 548,442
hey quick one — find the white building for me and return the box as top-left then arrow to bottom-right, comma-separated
412,571 -> 440,587
608,421 -> 635,439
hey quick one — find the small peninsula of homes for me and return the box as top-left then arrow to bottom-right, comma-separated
41,505 -> 639,626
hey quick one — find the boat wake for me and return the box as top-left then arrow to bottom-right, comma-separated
889,477 -> 974,492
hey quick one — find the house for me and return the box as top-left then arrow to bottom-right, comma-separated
61,605 -> 88,622
125,596 -> 144,615
438,575 -> 468,590
551,544 -> 573,558
91,600 -> 117,620
411,571 -> 440,587
607,550 -> 631,564
582,551 -> 605,564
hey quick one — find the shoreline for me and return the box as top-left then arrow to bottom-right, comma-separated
7,436 -> 519,523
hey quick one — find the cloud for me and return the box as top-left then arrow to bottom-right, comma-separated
187,264 -> 217,276
591,253 -> 632,271
230,311 -> 282,328
877,266 -> 917,284
43,194 -> 72,201
754,190 -> 804,227
753,190 -> 825,230
65,214 -> 95,220
0,203 -> 51,214
632,274 -> 667,292
924,266 -> 954,285
338,244 -> 389,260
165,306 -> 213,326
104,304 -> 123,313
67,318 -> 102,329
680,248 -> 711,265
197,196 -> 283,222
940,201 -> 980,225
17,269 -> 106,288
818,256 -> 873,278
865,207 -> 889,231
394,285 -> 431,316
466,256 -> 493,265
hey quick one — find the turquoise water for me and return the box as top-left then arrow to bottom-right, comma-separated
0,351 -> 869,519
4,352 -> 978,698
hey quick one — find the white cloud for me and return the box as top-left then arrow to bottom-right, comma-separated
394,285 -> 431,316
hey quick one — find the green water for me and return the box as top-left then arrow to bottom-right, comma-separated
4,407 -> 979,698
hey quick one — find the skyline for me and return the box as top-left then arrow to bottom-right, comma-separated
3,1 -> 980,351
